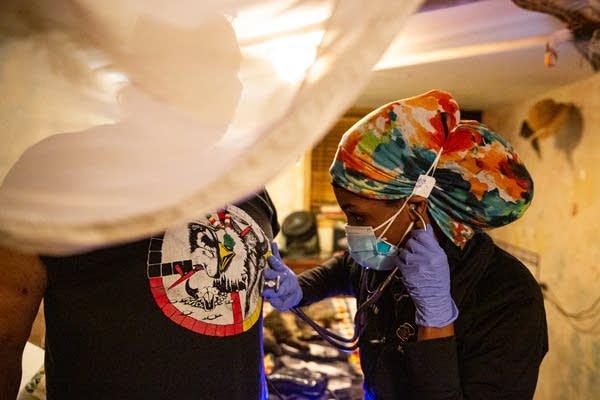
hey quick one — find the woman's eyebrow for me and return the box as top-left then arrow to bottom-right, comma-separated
341,204 -> 366,215
339,203 -> 355,212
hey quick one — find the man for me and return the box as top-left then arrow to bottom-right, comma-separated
1,190 -> 284,400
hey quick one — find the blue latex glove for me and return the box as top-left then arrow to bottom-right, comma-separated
398,225 -> 459,327
263,243 -> 303,311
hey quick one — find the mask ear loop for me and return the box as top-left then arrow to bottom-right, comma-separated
409,204 -> 428,230
423,146 -> 443,177
374,200 -> 409,240
425,110 -> 447,176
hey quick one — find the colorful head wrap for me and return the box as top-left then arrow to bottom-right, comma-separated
330,90 -> 533,247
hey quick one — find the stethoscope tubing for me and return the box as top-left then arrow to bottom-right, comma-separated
290,266 -> 400,352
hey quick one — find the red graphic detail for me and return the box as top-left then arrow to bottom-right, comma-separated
207,214 -> 221,228
181,316 -> 196,331
231,291 -> 242,325
150,277 -> 247,337
153,292 -> 170,309
205,324 -> 217,336
218,210 -> 232,229
167,263 -> 203,290
171,313 -> 187,325
162,303 -> 179,318
192,320 -> 207,335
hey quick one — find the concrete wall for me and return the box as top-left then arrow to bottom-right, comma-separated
484,73 -> 600,400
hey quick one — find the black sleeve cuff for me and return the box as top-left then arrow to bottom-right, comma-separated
403,336 -> 462,399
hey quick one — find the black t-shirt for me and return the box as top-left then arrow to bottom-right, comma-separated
41,191 -> 279,400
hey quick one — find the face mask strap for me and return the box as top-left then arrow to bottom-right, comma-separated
373,199 -> 410,240
397,220 -> 414,244
424,146 -> 443,176
411,207 -> 428,230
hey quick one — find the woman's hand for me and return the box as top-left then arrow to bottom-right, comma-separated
262,243 -> 303,311
398,226 -> 458,330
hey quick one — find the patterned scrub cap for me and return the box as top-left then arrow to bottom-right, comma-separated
330,90 -> 533,247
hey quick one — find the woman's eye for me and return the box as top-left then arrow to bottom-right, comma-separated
347,213 -> 364,225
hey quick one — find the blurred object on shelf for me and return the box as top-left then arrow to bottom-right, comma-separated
281,211 -> 320,259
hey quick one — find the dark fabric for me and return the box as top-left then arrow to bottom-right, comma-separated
298,232 -> 548,400
40,192 -> 278,400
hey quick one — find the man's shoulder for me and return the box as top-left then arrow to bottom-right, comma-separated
234,190 -> 279,239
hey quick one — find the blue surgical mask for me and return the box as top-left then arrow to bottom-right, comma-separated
345,202 -> 414,271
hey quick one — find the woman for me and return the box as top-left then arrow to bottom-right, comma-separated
264,90 -> 548,399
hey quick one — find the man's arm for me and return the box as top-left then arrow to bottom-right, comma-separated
0,246 -> 47,399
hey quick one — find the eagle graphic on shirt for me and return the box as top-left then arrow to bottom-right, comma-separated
146,205 -> 270,336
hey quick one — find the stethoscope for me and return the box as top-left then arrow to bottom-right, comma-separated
289,266 -> 400,351
283,206 -> 428,352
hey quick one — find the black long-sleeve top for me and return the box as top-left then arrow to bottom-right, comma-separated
298,232 -> 548,399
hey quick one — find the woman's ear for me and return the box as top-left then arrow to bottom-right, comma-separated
408,196 -> 429,228
408,196 -> 428,215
